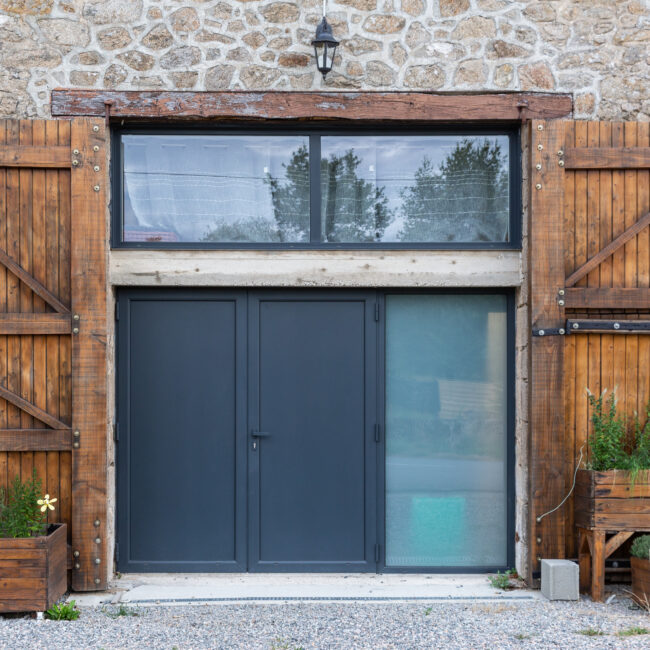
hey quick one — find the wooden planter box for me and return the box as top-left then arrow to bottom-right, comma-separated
0,523 -> 67,613
631,556 -> 650,605
575,469 -> 650,530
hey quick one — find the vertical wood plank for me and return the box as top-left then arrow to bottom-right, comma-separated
586,122 -> 600,289
70,118 -> 107,591
574,123 -> 588,288
529,119 -> 566,580
0,120 -> 5,493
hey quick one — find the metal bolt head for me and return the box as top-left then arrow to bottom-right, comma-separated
559,328 -> 566,335
537,537 -> 542,544
614,322 -> 620,330
73,441 -> 80,449
572,322 -> 580,330
535,163 -> 542,171
93,165 -> 100,172
73,550 -> 80,558
73,313 -> 80,321
558,299 -> 565,306
537,556 -> 542,562
73,430 -> 80,438
94,519 -> 100,527
95,578 -> 101,585
558,150 -> 564,156
558,289 -> 565,296
535,183 -> 542,190
74,563 -> 80,570
73,149 -> 79,155
93,185 -> 100,192
537,124 -> 544,131
559,160 -> 565,167
539,329 -> 545,336
95,558 -> 101,565
72,160 -> 79,166
93,125 -> 99,132
536,516 -> 542,523
93,145 -> 99,152
95,537 -> 101,544
73,327 -> 79,334
537,144 -> 544,151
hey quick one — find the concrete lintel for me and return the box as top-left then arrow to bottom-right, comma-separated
109,250 -> 522,288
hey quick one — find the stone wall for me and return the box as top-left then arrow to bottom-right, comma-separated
0,0 -> 648,120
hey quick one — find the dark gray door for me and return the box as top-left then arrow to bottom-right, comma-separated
117,290 -> 247,572
248,292 -> 377,571
118,289 -> 377,572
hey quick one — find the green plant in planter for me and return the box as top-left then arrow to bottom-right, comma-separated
0,471 -> 56,538
586,389 -> 650,482
631,535 -> 650,561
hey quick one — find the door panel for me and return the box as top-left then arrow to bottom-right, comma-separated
248,292 -> 377,571
117,290 -> 246,572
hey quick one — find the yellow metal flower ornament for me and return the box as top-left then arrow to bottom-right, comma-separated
37,495 -> 57,512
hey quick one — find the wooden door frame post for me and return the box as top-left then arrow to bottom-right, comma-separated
528,119 -> 566,583
70,118 -> 108,591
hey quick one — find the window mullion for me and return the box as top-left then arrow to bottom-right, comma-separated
309,134 -> 322,243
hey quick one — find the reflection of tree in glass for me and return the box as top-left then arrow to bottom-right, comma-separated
399,138 -> 509,242
202,145 -> 310,243
322,150 -> 390,243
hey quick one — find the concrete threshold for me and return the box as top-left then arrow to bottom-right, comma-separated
71,574 -> 541,608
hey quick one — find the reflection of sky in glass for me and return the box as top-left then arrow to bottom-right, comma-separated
321,135 -> 510,242
123,135 -> 309,243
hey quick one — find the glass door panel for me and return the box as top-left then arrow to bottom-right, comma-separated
385,294 -> 509,567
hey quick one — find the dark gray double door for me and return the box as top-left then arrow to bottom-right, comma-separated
117,289 -> 377,572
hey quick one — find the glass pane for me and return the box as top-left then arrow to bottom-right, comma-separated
385,294 -> 508,567
123,135 -> 310,243
321,136 -> 510,243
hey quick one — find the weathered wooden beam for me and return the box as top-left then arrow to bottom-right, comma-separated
0,249 -> 69,314
0,145 -> 71,168
0,385 -> 70,431
564,147 -> 650,169
51,90 -> 573,121
564,288 -> 650,309
565,211 -> 650,287
0,313 -> 72,335
529,120 -> 566,581
0,429 -> 72,451
70,118 -> 108,592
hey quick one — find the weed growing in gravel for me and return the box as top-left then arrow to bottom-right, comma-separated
577,628 -> 605,636
488,569 -> 517,590
269,640 -> 303,650
424,607 -> 432,616
513,633 -> 530,640
45,601 -> 80,621
104,604 -> 139,619
617,627 -> 649,637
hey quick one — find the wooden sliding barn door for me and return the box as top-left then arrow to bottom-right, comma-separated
0,119 -> 107,591
530,120 -> 650,581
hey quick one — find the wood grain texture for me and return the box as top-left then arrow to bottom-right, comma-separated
529,120 -> 566,580
0,314 -> 71,335
0,145 -> 70,168
0,429 -> 71,451
564,287 -> 650,309
70,118 -> 107,592
50,90 -> 573,121
564,147 -> 650,169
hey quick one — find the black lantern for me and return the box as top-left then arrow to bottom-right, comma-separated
312,17 -> 339,78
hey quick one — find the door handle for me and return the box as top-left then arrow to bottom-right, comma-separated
251,431 -> 271,438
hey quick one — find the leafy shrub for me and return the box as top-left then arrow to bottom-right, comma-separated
586,389 -> 650,481
488,569 -> 517,590
45,600 -> 80,621
0,472 -> 47,538
631,535 -> 650,560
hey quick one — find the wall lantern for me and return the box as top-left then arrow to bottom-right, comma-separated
312,15 -> 339,78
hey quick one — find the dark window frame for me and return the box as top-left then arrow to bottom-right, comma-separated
111,123 -> 522,250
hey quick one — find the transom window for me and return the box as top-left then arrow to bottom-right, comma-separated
113,128 -> 520,249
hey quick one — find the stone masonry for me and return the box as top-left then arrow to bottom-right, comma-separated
0,0 -> 648,120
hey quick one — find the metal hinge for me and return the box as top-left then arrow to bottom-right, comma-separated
115,301 -> 119,321
374,423 -> 380,443
374,303 -> 380,322
374,543 -> 380,563
114,542 -> 119,563
532,327 -> 566,337
113,422 -> 119,443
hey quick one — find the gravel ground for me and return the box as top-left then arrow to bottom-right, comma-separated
1,597 -> 649,649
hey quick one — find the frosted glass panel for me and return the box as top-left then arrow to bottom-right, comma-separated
122,135 -> 309,243
385,294 -> 508,567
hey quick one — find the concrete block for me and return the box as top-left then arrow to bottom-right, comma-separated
541,559 -> 579,601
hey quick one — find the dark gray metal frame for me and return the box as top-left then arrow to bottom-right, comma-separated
116,288 -> 515,573
111,124 -> 522,251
